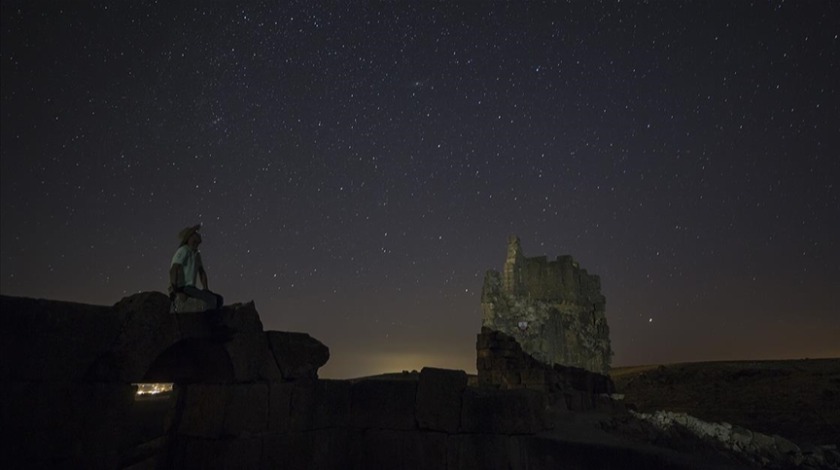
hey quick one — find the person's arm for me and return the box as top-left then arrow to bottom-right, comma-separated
199,266 -> 209,290
170,263 -> 183,287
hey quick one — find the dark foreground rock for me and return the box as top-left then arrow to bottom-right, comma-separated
2,293 -> 830,469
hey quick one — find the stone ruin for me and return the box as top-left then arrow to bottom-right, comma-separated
0,292 -> 623,469
481,236 -> 612,375
7,242 -> 821,469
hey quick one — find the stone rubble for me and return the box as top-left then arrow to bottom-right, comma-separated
631,410 -> 840,469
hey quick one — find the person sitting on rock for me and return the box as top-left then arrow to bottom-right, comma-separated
169,224 -> 224,312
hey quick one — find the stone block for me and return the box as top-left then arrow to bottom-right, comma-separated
520,367 -> 547,388
1,381 -> 134,468
268,382 -> 293,433
416,367 -> 467,433
349,429 -> 447,470
350,379 -> 417,430
178,384 -> 228,438
460,387 -> 547,434
219,302 -> 265,334
546,391 -> 569,412
564,390 -> 593,411
266,331 -> 330,380
447,434 -> 523,470
263,428 -> 350,470
281,379 -> 351,431
223,383 -> 269,435
171,436 -> 262,470
108,292 -> 182,382
224,332 -> 283,382
139,337 -> 235,384
172,296 -> 207,313
313,379 -> 351,429
287,381 -> 318,431
173,311 -> 215,338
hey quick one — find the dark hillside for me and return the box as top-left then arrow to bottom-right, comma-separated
611,359 -> 840,446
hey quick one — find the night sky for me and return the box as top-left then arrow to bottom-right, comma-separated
2,1 -> 838,379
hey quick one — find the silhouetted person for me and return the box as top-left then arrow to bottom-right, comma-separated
169,224 -> 223,311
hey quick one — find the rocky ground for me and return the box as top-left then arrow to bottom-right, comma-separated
610,359 -> 840,447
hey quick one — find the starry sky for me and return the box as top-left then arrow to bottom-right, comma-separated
2,1 -> 838,379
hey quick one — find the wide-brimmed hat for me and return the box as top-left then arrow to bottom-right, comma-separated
178,224 -> 202,246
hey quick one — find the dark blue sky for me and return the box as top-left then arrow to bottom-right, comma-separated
2,1 -> 838,378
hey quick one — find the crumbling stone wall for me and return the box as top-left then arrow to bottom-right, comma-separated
0,294 -> 586,469
2,293 -> 749,469
0,293 -> 329,468
482,236 -> 612,375
476,327 -> 615,413
169,368 -> 552,469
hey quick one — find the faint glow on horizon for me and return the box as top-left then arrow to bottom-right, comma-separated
320,351 -> 475,379
134,383 -> 173,396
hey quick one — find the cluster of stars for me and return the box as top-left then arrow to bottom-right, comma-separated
1,1 -> 838,378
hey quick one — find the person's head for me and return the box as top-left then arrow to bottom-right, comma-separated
187,232 -> 202,249
178,224 -> 202,248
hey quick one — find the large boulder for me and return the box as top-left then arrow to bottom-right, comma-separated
266,331 -> 330,380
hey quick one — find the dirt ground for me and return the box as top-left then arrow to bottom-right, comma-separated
610,358 -> 840,446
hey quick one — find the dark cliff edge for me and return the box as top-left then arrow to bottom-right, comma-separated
1,293 -> 836,469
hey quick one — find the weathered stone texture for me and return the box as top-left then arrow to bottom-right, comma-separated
350,378 -> 418,430
281,379 -> 351,431
0,293 -> 332,469
266,330 -> 330,380
177,384 -> 228,438
482,236 -> 612,375
447,434 -> 524,470
416,367 -> 468,433
223,383 -> 270,435
170,436 -> 263,470
1,381 -> 135,468
476,327 -> 614,412
1,292 -> 624,470
223,331 -> 283,382
263,428 -> 350,470
351,429 -> 449,470
460,387 -> 548,434
107,292 -> 182,382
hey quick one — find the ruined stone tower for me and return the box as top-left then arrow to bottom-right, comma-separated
481,236 -> 612,374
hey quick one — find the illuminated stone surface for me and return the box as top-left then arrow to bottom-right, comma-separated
482,236 -> 612,375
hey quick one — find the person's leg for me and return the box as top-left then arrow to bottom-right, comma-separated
182,286 -> 221,311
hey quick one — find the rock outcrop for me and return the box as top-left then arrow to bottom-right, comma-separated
0,293 -> 595,470
481,236 -> 612,374
0,293 -> 329,468
4,290 -> 814,469
477,327 -> 615,412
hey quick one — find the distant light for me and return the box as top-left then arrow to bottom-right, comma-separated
648,318 -> 654,323
134,383 -> 173,396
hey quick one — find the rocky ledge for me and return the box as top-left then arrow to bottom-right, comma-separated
2,293 -> 835,469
